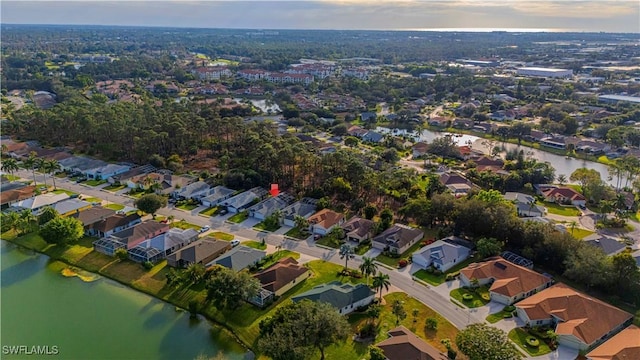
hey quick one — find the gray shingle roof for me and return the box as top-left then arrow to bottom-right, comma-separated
292,281 -> 375,310
214,245 -> 266,271
52,198 -> 91,215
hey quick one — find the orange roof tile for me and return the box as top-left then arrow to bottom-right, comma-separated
587,325 -> 640,360
308,208 -> 344,229
461,258 -> 552,297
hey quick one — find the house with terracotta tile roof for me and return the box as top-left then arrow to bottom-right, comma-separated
88,213 -> 142,239
460,257 -> 554,305
308,209 -> 345,235
515,283 -> 633,350
542,187 -> 586,206
250,257 -> 311,307
0,185 -> 36,210
375,326 -> 447,360
586,325 -> 640,360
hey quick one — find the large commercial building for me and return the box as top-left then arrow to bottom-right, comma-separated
517,67 -> 573,78
598,94 -> 640,104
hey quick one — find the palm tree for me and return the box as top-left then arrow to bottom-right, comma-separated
359,256 -> 378,285
600,200 -> 615,221
293,214 -> 309,230
36,158 -> 47,188
44,159 -> 61,189
23,152 -> 38,185
372,272 -> 390,302
18,209 -> 36,235
1,158 -> 20,177
2,212 -> 20,233
339,243 -> 355,271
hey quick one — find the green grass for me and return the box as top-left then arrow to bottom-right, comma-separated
104,203 -> 125,211
199,206 -> 219,216
84,179 -> 107,186
508,328 -> 553,357
544,202 -> 581,216
81,196 -> 102,204
228,211 -> 248,223
630,211 -> 640,222
103,184 -> 127,192
242,241 -> 267,250
176,203 -> 199,211
210,232 -> 234,241
597,155 -> 614,165
52,188 -> 78,196
376,229 -> 438,267
413,255 -> 478,286
284,226 -> 310,240
169,220 -> 201,231
254,221 -> 281,232
354,243 -> 371,255
3,174 -> 21,181
486,306 -> 515,323
316,235 -> 342,249
569,227 -> 595,239
450,287 -> 490,308
257,250 -> 300,271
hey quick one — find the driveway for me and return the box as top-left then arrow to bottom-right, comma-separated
362,247 -> 382,258
529,346 -> 578,360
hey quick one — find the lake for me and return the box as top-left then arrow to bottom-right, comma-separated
0,241 -> 248,360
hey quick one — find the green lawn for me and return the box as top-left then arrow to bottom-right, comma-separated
254,221 -> 281,232
199,206 -> 219,216
210,232 -> 234,241
413,255 -> 478,286
82,196 -> 102,204
569,227 -> 595,239
284,226 -> 310,240
354,243 -> 371,255
508,328 -> 553,357
52,188 -> 78,196
257,250 -> 300,271
228,211 -> 248,223
242,241 -> 267,250
85,179 -> 107,186
316,235 -> 342,249
103,184 -> 127,192
104,203 -> 125,211
376,229 -> 438,267
544,202 -> 581,216
3,174 -> 21,181
176,203 -> 199,211
486,305 -> 516,324
631,211 -> 640,222
169,220 -> 201,231
450,287 -> 490,308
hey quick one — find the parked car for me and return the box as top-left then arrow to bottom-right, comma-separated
199,225 -> 210,233
578,204 -> 586,210
230,239 -> 240,247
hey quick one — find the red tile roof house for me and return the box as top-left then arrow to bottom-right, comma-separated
515,283 -> 633,351
542,187 -> 587,206
308,209 -> 345,236
376,326 -> 447,360
250,257 -> 311,307
460,257 -> 553,305
586,325 -> 640,360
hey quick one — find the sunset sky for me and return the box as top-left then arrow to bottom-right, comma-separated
2,0 -> 639,33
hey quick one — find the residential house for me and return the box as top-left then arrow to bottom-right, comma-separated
93,237 -> 127,256
58,156 -> 108,176
360,112 -> 377,122
341,217 -> 375,244
247,192 -> 295,221
167,237 -> 232,268
127,246 -> 164,264
460,257 -> 554,305
222,187 -> 269,214
362,131 -> 384,143
12,192 -> 70,215
542,187 -> 587,206
127,172 -> 164,190
439,173 -> 472,189
108,164 -> 155,185
84,163 -> 131,181
583,234 -> 626,256
291,281 -> 375,315
52,198 -> 93,217
504,192 -> 546,217
0,185 -> 36,210
281,198 -> 318,227
108,221 -> 169,250
515,283 -> 633,350
158,173 -> 196,196
375,326 -> 448,360
172,181 -> 212,201
139,227 -> 199,256
428,116 -> 449,127
71,207 -> 116,236
308,208 -> 345,235
412,236 -> 473,272
472,122 -> 497,133
200,186 -> 236,208
540,137 -> 567,150
412,142 -> 429,158
586,325 -> 640,360
347,125 -> 369,138
87,213 -> 142,238
250,257 -> 311,307
213,245 -> 266,271
372,224 -> 424,255
452,118 -> 474,129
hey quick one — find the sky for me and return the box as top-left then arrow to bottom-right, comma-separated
1,0 -> 639,33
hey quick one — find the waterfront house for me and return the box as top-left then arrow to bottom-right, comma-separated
375,326 -> 448,360
52,198 -> 92,217
250,258 -> 311,307
372,224 -> 424,255
87,213 -> 142,238
12,192 -> 70,215
0,185 -> 36,210
542,187 -> 586,206
71,207 -> 116,236
460,257 -> 554,305
167,237 -> 232,268
213,245 -> 266,272
291,281 -> 375,315
109,221 -> 168,250
515,283 -> 632,350
412,236 -> 473,272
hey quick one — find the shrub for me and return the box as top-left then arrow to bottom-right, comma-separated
462,294 -> 473,301
481,293 -> 490,301
527,337 -> 540,347
358,322 -> 378,338
503,313 -> 513,318
398,259 -> 408,268
433,269 -> 443,276
504,305 -> 515,312
115,248 -> 129,260
426,317 -> 438,330
142,261 -> 154,270
426,267 -> 435,274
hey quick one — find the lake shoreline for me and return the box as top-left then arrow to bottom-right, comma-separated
0,235 -> 254,357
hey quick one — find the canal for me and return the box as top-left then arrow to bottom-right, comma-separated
0,241 -> 248,360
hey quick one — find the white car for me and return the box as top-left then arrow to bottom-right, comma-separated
230,239 -> 240,247
199,226 -> 210,233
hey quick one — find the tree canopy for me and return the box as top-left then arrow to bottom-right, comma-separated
134,193 -> 168,216
40,216 -> 84,245
456,323 -> 522,360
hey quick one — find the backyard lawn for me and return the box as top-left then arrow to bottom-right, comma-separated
103,184 -> 127,192
199,206 -> 219,216
104,203 -> 125,211
508,328 -> 553,357
544,202 -> 581,216
284,226 -> 310,240
169,220 -> 201,231
228,211 -> 248,223
450,286 -> 490,308
413,255 -> 478,286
